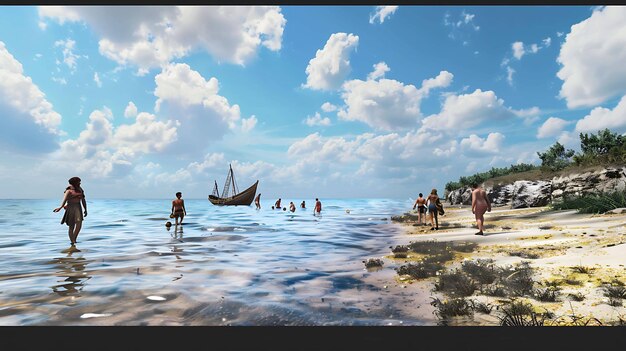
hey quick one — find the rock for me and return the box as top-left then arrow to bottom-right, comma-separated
551,167 -> 626,201
391,213 -> 419,222
511,180 -> 552,209
487,183 -> 515,206
605,207 -> 626,215
446,187 -> 472,205
363,258 -> 384,268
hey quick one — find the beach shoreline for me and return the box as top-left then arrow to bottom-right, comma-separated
385,205 -> 626,325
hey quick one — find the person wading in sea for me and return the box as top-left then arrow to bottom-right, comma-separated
289,201 -> 296,212
171,192 -> 187,226
471,183 -> 491,235
255,193 -> 261,210
314,198 -> 322,216
53,177 -> 87,249
275,198 -> 282,209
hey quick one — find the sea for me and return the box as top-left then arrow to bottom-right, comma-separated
0,198 -> 437,326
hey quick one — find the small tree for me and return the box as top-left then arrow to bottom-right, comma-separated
537,142 -> 575,171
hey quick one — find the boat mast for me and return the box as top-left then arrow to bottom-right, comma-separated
222,164 -> 233,198
231,164 -> 239,196
212,180 -> 220,197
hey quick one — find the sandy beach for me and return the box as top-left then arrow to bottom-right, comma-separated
385,205 -> 626,325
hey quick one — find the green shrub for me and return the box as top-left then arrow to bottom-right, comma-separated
552,191 -> 626,214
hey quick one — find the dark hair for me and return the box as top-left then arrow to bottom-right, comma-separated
419,193 -> 423,197
316,198 -> 319,201
471,183 -> 479,189
68,177 -> 83,194
176,192 -> 182,197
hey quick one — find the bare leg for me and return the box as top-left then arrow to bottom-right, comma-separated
175,216 -> 179,225
72,221 -> 82,244
429,213 -> 435,229
179,215 -> 184,225
68,224 -> 75,244
434,213 -> 439,229
479,214 -> 485,232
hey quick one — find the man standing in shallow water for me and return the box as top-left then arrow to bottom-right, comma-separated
171,192 -> 187,225
314,198 -> 322,216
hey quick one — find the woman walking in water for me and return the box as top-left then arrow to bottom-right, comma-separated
426,189 -> 439,230
471,183 -> 491,235
53,177 -> 87,247
171,192 -> 187,225
412,193 -> 427,225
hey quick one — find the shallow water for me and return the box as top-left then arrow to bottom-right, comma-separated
0,198 -> 432,325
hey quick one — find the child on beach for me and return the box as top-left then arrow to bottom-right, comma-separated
171,192 -> 187,225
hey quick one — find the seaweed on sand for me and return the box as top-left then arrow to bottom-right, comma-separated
509,250 -> 540,259
363,258 -> 384,268
396,258 -> 445,279
407,240 -> 477,255
500,261 -> 535,297
497,300 -> 547,326
434,269 -> 478,297
461,259 -> 499,285
533,287 -> 561,302
430,297 -> 473,321
570,265 -> 593,274
567,292 -> 585,302
602,285 -> 626,299
470,300 -> 494,314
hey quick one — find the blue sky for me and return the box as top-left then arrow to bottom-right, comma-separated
1,6 -> 626,199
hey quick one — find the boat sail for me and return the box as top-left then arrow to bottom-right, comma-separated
208,164 -> 259,206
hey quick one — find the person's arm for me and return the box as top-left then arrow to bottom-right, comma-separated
81,192 -> 88,217
471,190 -> 476,214
182,199 -> 186,215
484,191 -> 491,212
53,191 -> 70,212
171,201 -> 175,215
413,198 -> 419,210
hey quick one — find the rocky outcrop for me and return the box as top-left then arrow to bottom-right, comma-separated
511,180 -> 552,209
551,167 -> 626,201
444,166 -> 626,209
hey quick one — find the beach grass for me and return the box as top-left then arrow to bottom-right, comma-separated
551,191 -> 626,214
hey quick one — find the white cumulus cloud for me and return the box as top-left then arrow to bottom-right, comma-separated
557,6 -> 626,108
304,112 -> 331,127
367,61 -> 390,81
575,95 -> 626,134
0,41 -> 62,152
537,117 -> 571,138
303,33 -> 359,91
124,101 -> 138,118
321,102 -> 337,112
369,6 -> 398,24
460,133 -> 505,155
39,6 -> 286,74
338,70 -> 453,131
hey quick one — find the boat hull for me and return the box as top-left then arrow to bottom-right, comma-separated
208,180 -> 259,206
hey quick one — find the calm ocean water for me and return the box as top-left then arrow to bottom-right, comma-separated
0,198 -> 436,326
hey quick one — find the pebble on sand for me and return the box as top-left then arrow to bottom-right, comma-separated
147,295 -> 167,301
80,313 -> 112,319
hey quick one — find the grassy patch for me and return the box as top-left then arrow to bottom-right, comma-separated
430,297 -> 474,321
567,292 -> 585,302
497,300 -> 547,326
570,265 -> 593,274
533,287 -> 561,302
552,191 -> 626,214
602,285 -> 626,299
434,269 -> 478,297
509,251 -> 540,259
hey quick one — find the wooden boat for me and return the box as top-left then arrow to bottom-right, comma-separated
208,164 -> 259,206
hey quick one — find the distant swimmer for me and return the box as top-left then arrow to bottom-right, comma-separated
314,198 -> 322,216
300,201 -> 306,209
255,193 -> 261,210
289,202 -> 296,212
171,192 -> 187,226
275,198 -> 282,209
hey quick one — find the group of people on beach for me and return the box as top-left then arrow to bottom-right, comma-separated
255,194 -> 322,215
412,183 -> 491,235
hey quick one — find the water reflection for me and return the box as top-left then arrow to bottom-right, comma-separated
50,250 -> 91,297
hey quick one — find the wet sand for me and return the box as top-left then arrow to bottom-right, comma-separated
386,205 -> 626,325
